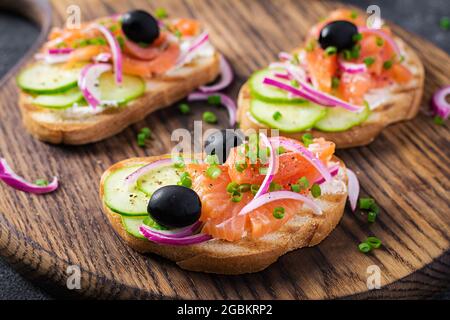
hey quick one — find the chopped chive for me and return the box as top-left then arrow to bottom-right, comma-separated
352,33 -> 363,42
359,197 -> 375,210
205,154 -> 219,165
342,49 -> 352,60
433,116 -> 444,125
206,165 -> 221,179
250,184 -> 260,195
247,133 -> 259,164
207,95 -> 221,105
155,7 -> 168,19
178,172 -> 192,188
350,10 -> 358,19
140,127 -> 151,139
116,35 -> 125,48
178,103 -> 190,114
109,24 -> 119,32
363,57 -> 375,67
298,176 -> 310,190
367,211 -> 378,223
231,191 -> 243,202
34,179 -> 48,186
273,207 -> 285,219
291,53 -> 300,65
305,40 -> 315,52
239,183 -> 251,193
366,236 -> 382,249
399,55 -> 405,63
137,132 -> 147,147
226,182 -> 239,193
383,60 -> 393,70
143,216 -> 167,230
259,167 -> 268,175
358,242 -> 372,253
311,183 -> 321,198
331,76 -> 340,89
325,46 -> 337,56
174,29 -> 182,38
273,111 -> 282,121
203,111 -> 218,124
291,79 -> 300,88
350,44 -> 361,59
277,146 -> 286,154
269,182 -> 282,192
235,161 -> 247,172
301,133 -> 313,147
376,37 -> 384,47
291,184 -> 300,193
173,157 -> 185,169
440,17 -> 450,31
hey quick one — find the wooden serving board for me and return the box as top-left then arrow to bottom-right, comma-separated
0,0 -> 449,299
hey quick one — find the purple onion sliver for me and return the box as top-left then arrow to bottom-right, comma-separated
346,169 -> 360,212
198,55 -> 234,93
125,158 -> 173,186
431,86 -> 450,120
139,226 -> 212,245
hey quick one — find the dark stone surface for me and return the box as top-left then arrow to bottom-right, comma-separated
0,0 -> 448,300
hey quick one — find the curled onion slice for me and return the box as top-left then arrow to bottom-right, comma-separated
125,158 -> 173,186
358,26 -> 401,58
90,23 -> 123,83
346,168 -> 359,212
238,191 -> 322,216
314,165 -> 340,184
278,52 -> 293,61
0,158 -> 58,194
78,63 -> 112,109
188,92 -> 237,126
139,226 -> 211,245
338,59 -> 367,74
140,221 -> 202,238
94,52 -> 112,63
253,133 -> 276,198
199,55 -> 234,92
431,86 -> 450,120
176,31 -> 209,66
269,136 -> 332,183
48,48 -> 73,55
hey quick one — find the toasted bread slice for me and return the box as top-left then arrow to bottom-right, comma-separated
100,155 -> 348,274
18,54 -> 220,145
237,37 -> 424,148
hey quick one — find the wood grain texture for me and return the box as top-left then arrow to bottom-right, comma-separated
0,0 -> 449,299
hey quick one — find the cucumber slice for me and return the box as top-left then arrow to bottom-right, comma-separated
249,68 -> 305,103
32,88 -> 84,109
99,72 -> 145,105
17,62 -> 83,94
314,104 -> 370,132
137,164 -> 183,196
250,99 -> 327,132
121,216 -> 146,239
103,165 -> 149,216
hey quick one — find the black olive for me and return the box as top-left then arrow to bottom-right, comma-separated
319,20 -> 358,52
148,186 -> 201,228
204,129 -> 244,164
121,10 -> 160,45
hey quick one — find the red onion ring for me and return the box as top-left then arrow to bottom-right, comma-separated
338,59 -> 367,74
199,55 -> 234,92
253,133 -> 276,199
139,226 -> 211,245
431,86 -> 450,120
176,31 -> 209,67
187,92 -> 237,126
278,52 -> 294,61
0,158 -> 58,194
125,158 -> 173,186
94,52 -> 112,63
358,27 -> 402,58
140,221 -> 202,238
90,23 -> 123,84
314,165 -> 340,184
346,168 -> 359,212
48,48 -> 73,55
78,63 -> 112,109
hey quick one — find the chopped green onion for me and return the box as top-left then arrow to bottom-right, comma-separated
116,35 -> 125,48
350,10 -> 358,19
207,95 -> 221,105
231,191 -> 243,202
277,146 -> 286,155
178,103 -> 190,114
298,176 -> 310,190
331,76 -> 340,89
376,37 -> 384,47
305,40 -> 315,52
235,161 -> 248,173
311,183 -> 321,198
137,132 -> 147,147
203,111 -> 218,124
206,165 -> 221,179
273,111 -> 282,121
301,133 -> 313,147
383,60 -> 393,70
34,179 -> 48,186
440,17 -> 450,31
367,211 -> 377,223
174,29 -> 182,38
173,157 -> 185,169
178,172 -> 192,188
352,33 -> 363,42
434,116 -> 444,125
363,57 -> 375,67
366,236 -> 382,249
325,46 -> 337,56
269,182 -> 282,192
291,53 -> 300,65
291,184 -> 300,193
350,44 -> 361,59
250,184 -> 260,195
247,133 -> 259,164
205,154 -> 219,165
342,49 -> 352,61
291,79 -> 300,88
226,182 -> 239,193
239,183 -> 251,193
273,207 -> 285,219
359,197 -> 375,210
259,167 -> 268,175
140,127 -> 151,139
155,7 -> 168,19
358,242 -> 372,253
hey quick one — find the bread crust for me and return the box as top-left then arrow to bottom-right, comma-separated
237,38 -> 425,148
18,54 -> 221,145
99,155 -> 348,274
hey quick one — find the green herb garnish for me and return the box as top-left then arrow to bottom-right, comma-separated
155,7 -> 168,19
298,176 -> 310,190
178,172 -> 192,188
366,236 -> 382,249
250,184 -> 260,195
203,111 -> 218,124
235,161 -> 248,173
206,165 -> 222,179
178,103 -> 190,114
291,79 -> 300,88
205,154 -> 219,165
305,40 -> 315,52
359,197 -> 375,210
433,116 -> 444,125
137,132 -> 147,147
376,37 -> 384,47
352,33 -> 363,42
34,179 -> 49,186
311,183 -> 321,198
231,191 -> 243,202
226,182 -> 239,193
173,157 -> 185,169
269,182 -> 282,192
273,207 -> 285,219
325,46 -> 337,56
331,76 -> 340,89
301,133 -> 314,147
440,17 -> 450,31
350,10 -> 358,19
239,183 -> 251,193
140,127 -> 151,139
383,60 -> 393,70
291,184 -> 300,193
273,111 -> 282,121
363,57 -> 375,67
207,95 -> 221,105
358,242 -> 372,253
174,29 -> 182,38
116,35 -> 125,49
367,211 -> 378,223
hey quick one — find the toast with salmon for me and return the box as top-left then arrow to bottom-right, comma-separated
237,9 -> 424,148
99,136 -> 349,274
16,10 -> 221,145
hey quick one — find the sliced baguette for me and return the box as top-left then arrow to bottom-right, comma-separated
99,155 -> 348,274
18,54 -> 221,145
237,37 -> 425,148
